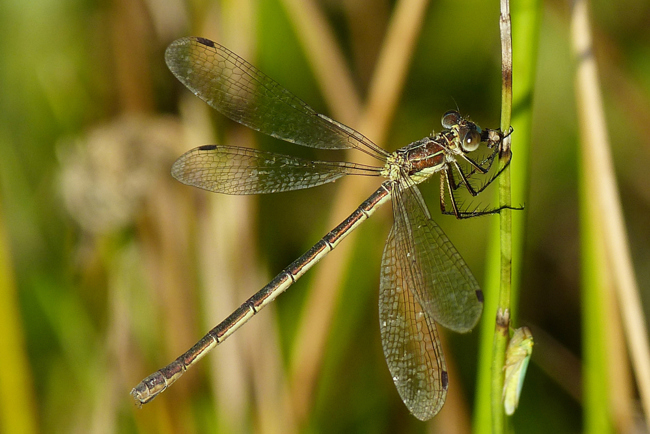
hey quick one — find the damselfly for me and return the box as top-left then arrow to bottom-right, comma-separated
131,36 -> 514,420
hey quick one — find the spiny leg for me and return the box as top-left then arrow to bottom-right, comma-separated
453,149 -> 515,197
449,125 -> 515,193
448,147 -> 500,193
440,157 -> 521,219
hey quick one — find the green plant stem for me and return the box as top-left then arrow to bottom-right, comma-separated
474,0 -> 539,431
488,1 -> 513,433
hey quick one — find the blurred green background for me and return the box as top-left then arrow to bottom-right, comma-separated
1,0 -> 649,432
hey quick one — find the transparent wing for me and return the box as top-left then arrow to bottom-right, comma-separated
379,225 -> 448,421
391,179 -> 483,333
165,37 -> 388,160
171,145 -> 381,195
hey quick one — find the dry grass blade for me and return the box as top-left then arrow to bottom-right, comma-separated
280,0 -> 361,124
281,0 -> 431,422
571,0 -> 650,428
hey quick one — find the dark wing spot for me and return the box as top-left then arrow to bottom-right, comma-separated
476,289 -> 484,303
198,145 -> 217,150
441,371 -> 449,389
195,37 -> 215,48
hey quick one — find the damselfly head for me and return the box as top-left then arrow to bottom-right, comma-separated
441,110 -> 484,153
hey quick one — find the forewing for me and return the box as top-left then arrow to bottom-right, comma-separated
165,37 -> 387,159
392,180 -> 483,333
380,225 -> 448,421
171,145 -> 379,195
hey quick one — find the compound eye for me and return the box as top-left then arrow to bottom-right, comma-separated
462,129 -> 481,152
441,110 -> 461,129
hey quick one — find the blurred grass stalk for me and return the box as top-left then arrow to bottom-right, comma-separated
0,201 -> 38,434
474,0 -> 540,432
571,0 -> 650,432
278,0 -> 367,423
282,0 -> 431,423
